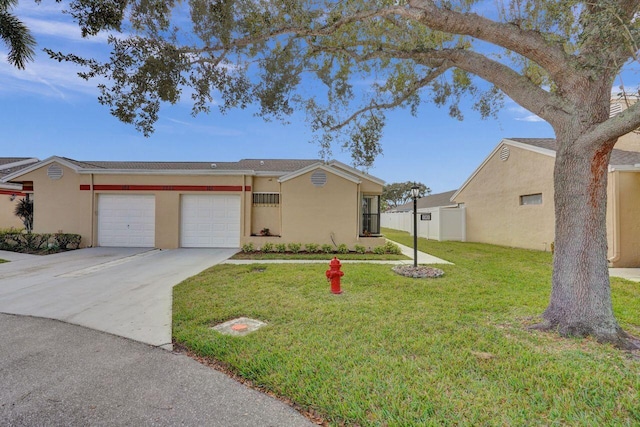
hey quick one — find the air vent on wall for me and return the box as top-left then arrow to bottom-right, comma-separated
610,102 -> 623,118
311,170 -> 327,187
47,163 -> 63,180
500,146 -> 510,162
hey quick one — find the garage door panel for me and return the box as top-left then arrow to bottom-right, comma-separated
181,195 -> 240,248
98,195 -> 155,247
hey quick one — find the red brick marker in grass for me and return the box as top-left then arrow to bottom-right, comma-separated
231,324 -> 249,332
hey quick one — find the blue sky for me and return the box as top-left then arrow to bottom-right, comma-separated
0,1 -> 581,194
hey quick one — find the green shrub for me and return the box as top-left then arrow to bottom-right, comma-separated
275,243 -> 287,253
304,243 -> 320,253
0,232 -> 81,254
337,243 -> 350,254
384,241 -> 402,255
373,245 -> 386,255
354,244 -> 366,254
242,243 -> 255,253
288,243 -> 302,253
54,233 -> 82,250
321,244 -> 333,254
261,242 -> 274,253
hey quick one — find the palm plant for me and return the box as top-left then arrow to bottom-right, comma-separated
14,197 -> 33,233
0,0 -> 35,69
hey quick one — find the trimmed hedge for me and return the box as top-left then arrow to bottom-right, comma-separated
0,232 -> 82,254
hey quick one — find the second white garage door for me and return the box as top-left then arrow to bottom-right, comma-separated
180,195 -> 241,248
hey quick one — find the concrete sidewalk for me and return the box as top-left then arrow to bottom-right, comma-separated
0,313 -> 313,427
609,268 -> 640,282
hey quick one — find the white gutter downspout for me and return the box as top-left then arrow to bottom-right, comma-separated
607,168 -> 621,266
279,181 -> 283,237
242,174 -> 246,241
356,183 -> 361,241
90,173 -> 95,247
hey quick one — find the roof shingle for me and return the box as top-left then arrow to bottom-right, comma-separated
508,138 -> 640,166
60,157 -> 321,172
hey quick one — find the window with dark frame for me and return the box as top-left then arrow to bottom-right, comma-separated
253,193 -> 280,205
520,193 -> 542,205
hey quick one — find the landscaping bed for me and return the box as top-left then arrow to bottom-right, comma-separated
231,252 -> 408,261
173,232 -> 640,426
0,231 -> 82,255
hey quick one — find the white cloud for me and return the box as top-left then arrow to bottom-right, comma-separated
508,104 -> 544,122
0,54 -> 100,99
23,18 -> 111,44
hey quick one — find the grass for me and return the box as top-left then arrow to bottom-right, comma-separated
231,252 -> 408,260
173,229 -> 640,426
0,259 -> 6,264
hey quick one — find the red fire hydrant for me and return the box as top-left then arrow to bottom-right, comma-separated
326,257 -> 344,294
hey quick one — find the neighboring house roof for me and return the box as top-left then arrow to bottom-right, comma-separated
0,157 -> 39,178
507,138 -> 640,166
387,190 -> 458,213
0,158 -> 39,190
452,137 -> 640,202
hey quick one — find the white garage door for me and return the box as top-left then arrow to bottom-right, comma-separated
181,195 -> 240,248
98,195 -> 155,247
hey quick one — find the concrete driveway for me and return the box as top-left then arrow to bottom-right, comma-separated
0,247 -> 237,349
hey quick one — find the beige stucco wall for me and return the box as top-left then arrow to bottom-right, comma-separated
16,162 -> 384,250
251,176 -> 281,236
607,170 -> 640,267
614,132 -> 640,152
242,169 -> 384,249
16,164 -> 92,244
0,192 -> 24,229
453,144 -> 556,251
16,164 -> 250,248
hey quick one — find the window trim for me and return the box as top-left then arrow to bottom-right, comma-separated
252,192 -> 280,206
520,193 -> 543,206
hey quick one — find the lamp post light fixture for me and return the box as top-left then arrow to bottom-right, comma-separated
410,184 -> 420,268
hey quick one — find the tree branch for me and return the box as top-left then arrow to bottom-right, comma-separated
403,0 -> 576,87
327,63 -> 451,132
581,101 -> 640,148
407,49 -> 570,123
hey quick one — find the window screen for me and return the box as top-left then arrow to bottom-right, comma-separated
253,193 -> 280,205
520,193 -> 542,205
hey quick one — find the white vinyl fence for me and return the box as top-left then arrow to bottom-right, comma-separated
381,206 -> 466,241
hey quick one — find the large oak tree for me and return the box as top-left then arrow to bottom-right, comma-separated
49,0 -> 640,347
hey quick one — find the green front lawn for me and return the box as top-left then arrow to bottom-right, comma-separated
173,230 -> 640,426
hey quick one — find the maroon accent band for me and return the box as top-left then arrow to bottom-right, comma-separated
80,185 -> 251,192
0,189 -> 26,196
22,184 -> 33,191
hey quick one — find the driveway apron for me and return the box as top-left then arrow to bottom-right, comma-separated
0,247 -> 237,349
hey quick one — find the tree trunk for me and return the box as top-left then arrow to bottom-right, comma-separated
539,133 -> 637,348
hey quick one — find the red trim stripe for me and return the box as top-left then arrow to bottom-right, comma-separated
0,189 -> 26,196
80,185 -> 251,192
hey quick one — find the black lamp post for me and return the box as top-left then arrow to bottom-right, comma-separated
410,184 -> 420,268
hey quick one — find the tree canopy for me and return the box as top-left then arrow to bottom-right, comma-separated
40,0 -> 640,347
383,181 -> 431,208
